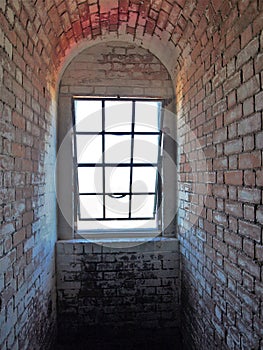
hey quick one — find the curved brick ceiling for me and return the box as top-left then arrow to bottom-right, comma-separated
31,0 -> 224,82
2,0 -> 229,92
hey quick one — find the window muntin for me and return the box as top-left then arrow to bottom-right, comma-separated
72,98 -> 163,231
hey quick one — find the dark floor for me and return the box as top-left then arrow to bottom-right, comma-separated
55,327 -> 183,350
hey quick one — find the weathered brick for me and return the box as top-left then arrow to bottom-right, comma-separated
237,75 -> 260,102
225,201 -> 243,218
238,187 -> 261,204
224,170 -> 243,185
224,139 -> 242,155
238,151 -> 261,170
236,37 -> 259,69
239,220 -> 261,242
238,113 -> 261,136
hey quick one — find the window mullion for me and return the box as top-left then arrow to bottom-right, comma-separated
102,100 -> 106,219
72,100 -> 81,225
128,101 -> 136,219
153,103 -> 164,226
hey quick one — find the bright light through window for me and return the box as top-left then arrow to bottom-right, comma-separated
73,98 -> 163,232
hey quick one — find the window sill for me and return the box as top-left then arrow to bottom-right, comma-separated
56,235 -> 178,252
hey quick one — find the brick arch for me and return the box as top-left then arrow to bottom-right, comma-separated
59,39 -> 175,98
56,33 -> 176,91
37,0 -> 224,90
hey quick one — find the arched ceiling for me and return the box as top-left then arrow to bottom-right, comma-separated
1,0 -> 232,98
27,0 -> 223,84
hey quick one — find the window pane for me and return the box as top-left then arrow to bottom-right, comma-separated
132,167 -> 157,193
134,101 -> 160,132
105,101 -> 132,132
105,195 -> 129,219
105,167 -> 130,193
75,100 -> 102,132
76,135 -> 102,164
133,134 -> 159,164
104,135 -> 131,163
131,194 -> 155,218
78,167 -> 103,193
79,195 -> 103,219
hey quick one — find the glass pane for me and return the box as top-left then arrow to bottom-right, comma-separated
132,167 -> 157,193
133,134 -> 159,164
104,135 -> 131,163
105,195 -> 129,219
75,100 -> 102,132
78,167 -> 103,193
79,195 -> 103,219
105,167 -> 130,193
105,101 -> 132,132
76,135 -> 102,164
131,194 -> 155,218
134,101 -> 160,132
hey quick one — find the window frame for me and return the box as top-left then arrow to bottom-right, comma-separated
72,97 -> 164,232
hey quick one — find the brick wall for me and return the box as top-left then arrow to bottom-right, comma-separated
176,1 -> 263,349
60,41 -> 174,99
56,238 -> 181,348
1,1 -> 263,349
0,2 -> 57,349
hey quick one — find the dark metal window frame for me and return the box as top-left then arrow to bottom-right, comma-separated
72,97 -> 163,225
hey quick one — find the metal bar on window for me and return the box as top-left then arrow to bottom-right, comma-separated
72,99 -> 81,230
102,100 -> 106,219
75,131 -> 161,136
77,163 -> 158,167
79,192 -> 156,196
79,217 -> 155,221
153,102 -> 163,217
128,101 -> 136,219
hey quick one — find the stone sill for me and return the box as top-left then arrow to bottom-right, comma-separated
56,236 -> 179,253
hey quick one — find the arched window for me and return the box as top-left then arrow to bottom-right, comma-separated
56,41 -> 177,240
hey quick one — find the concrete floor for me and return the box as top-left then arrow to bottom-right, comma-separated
56,327 -> 183,349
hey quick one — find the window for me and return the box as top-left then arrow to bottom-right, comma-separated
72,98 -> 163,232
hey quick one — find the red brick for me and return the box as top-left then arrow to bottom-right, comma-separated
255,52 -> 263,74
13,228 -> 26,246
256,206 -> 263,225
243,97 -> 254,117
243,238 -> 255,258
224,139 -> 242,155
213,184 -> 227,198
224,230 -> 242,249
238,113 -> 261,136
213,211 -> 228,227
256,170 -> 263,186
238,151 -> 261,169
213,128 -> 227,144
224,171 -> 243,185
244,170 -> 256,186
223,37 -> 240,65
224,260 -> 242,282
224,104 -> 242,125
157,10 -> 168,29
237,75 -> 260,102
214,157 -> 228,170
241,24 -> 253,48
238,253 -> 260,279
238,188 -> 261,204
256,132 -> 263,149
255,244 -> 263,261
12,111 -> 25,130
255,91 -> 263,112
244,205 -> 255,221
225,201 -> 243,218
236,37 -> 259,69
